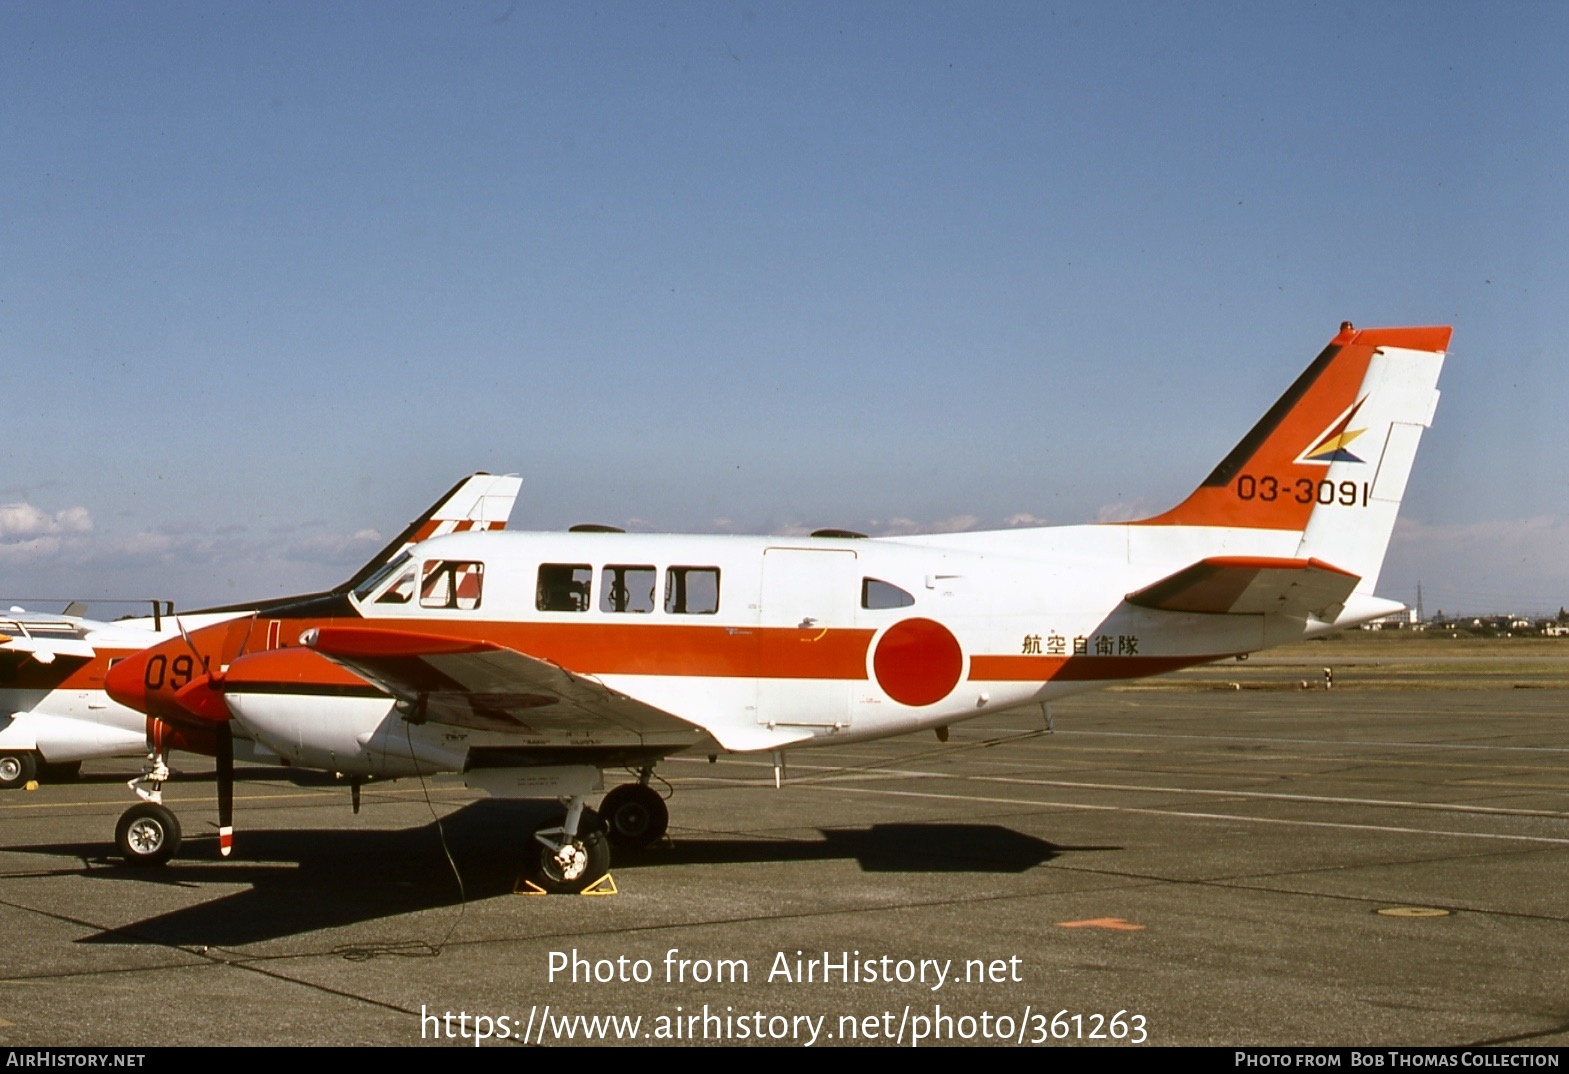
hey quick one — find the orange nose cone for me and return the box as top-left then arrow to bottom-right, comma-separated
106,649 -> 150,713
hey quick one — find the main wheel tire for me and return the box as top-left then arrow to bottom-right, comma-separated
0,751 -> 37,790
528,808 -> 610,894
600,783 -> 669,849
115,803 -> 182,867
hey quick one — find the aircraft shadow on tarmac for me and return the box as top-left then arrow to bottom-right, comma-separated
11,801 -> 1113,948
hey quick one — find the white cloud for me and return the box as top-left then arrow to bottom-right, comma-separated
0,536 -> 62,563
0,503 -> 93,538
80,532 -> 225,567
927,514 -> 980,534
1093,501 -> 1160,523
867,517 -> 923,536
864,515 -> 980,536
285,529 -> 385,568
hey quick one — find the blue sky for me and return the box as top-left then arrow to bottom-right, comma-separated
2,2 -> 1565,615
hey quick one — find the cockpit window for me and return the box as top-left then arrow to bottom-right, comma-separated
538,563 -> 592,612
861,578 -> 915,609
420,560 -> 484,610
353,551 -> 412,602
375,567 -> 416,605
600,565 -> 657,614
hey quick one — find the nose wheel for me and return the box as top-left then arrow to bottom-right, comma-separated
115,803 -> 182,867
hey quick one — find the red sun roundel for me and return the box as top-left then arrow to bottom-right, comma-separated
872,618 -> 964,707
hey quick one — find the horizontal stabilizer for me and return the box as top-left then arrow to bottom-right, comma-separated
1126,556 -> 1360,619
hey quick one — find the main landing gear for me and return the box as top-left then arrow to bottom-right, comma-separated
0,751 -> 36,790
524,769 -> 670,894
527,799 -> 610,895
599,773 -> 669,850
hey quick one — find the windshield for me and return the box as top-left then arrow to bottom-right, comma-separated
351,550 -> 413,603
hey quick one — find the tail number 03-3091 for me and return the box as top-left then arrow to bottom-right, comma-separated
1236,476 -> 1370,507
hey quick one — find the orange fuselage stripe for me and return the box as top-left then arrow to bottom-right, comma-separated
217,618 -> 1220,689
225,620 -> 877,683
968,654 -> 1218,681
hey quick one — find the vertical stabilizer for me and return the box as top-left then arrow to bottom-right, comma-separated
187,473 -> 525,615
342,472 -> 524,593
1135,324 -> 1448,600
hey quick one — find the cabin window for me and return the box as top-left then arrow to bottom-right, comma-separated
665,566 -> 720,615
600,565 -> 657,614
862,578 -> 915,609
420,560 -> 484,610
537,563 -> 592,612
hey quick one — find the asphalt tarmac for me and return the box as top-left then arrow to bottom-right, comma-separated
1,683 -> 1566,1047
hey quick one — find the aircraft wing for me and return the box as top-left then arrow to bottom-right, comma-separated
1125,556 -> 1361,619
296,626 -> 745,748
0,635 -> 96,661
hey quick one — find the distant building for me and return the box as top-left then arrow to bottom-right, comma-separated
1361,608 -> 1419,630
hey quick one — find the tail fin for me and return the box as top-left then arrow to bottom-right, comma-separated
1137,324 -> 1449,592
338,472 -> 523,594
189,473 -> 524,615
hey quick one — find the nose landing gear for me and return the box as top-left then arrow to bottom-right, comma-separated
115,801 -> 182,867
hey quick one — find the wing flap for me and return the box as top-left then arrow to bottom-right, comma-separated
1126,556 -> 1361,619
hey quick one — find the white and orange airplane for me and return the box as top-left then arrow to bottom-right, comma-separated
105,323 -> 1449,892
0,474 -> 521,790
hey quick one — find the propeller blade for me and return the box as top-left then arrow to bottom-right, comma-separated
234,612 -> 260,660
174,615 -> 198,657
216,721 -> 234,858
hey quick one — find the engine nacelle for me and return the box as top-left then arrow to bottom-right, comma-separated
224,692 -> 465,777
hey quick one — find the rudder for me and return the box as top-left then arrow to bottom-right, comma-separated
1291,330 -> 1447,593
